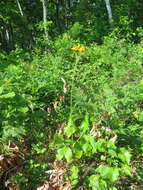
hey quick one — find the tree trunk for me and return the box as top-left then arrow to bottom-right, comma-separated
42,0 -> 49,40
55,2 -> 62,33
104,0 -> 113,29
0,16 -> 13,51
16,0 -> 35,49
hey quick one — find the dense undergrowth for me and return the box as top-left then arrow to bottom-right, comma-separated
1,33 -> 143,190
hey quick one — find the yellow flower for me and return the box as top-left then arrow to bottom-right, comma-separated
71,45 -> 87,52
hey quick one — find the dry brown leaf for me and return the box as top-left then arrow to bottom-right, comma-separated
43,161 -> 67,190
5,178 -> 20,190
57,123 -> 65,134
90,116 -> 104,137
59,183 -> 71,190
53,101 -> 58,112
59,96 -> 65,102
47,105 -> 52,114
37,181 -> 50,190
110,134 -> 117,143
0,142 -> 25,185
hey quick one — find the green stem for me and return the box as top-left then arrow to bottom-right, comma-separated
70,53 -> 80,114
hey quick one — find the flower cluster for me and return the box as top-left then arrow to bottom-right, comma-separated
71,45 -> 87,52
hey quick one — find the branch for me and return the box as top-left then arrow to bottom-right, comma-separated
16,0 -> 24,16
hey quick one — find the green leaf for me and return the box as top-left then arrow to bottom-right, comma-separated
18,107 -> 29,113
108,149 -> 117,157
0,86 -> 3,94
89,136 -> 97,153
118,148 -> 131,164
89,175 -> 100,189
71,165 -> 79,179
121,165 -> 132,176
96,165 -> 119,182
79,114 -> 89,132
110,168 -> 119,182
107,141 -> 116,149
139,112 -> 143,122
96,139 -> 106,152
100,155 -> 106,161
65,147 -> 72,162
96,165 -> 111,178
2,126 -> 25,140
0,92 -> 15,99
74,148 -> 83,159
56,146 -> 66,160
109,187 -> 118,190
64,115 -> 76,138
53,134 -> 64,145
89,175 -> 107,190
82,143 -> 91,153
64,125 -> 76,138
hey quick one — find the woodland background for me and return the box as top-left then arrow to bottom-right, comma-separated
1,0 -> 143,190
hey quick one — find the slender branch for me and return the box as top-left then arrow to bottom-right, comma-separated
73,161 -> 97,190
0,160 -> 27,190
16,0 -> 24,16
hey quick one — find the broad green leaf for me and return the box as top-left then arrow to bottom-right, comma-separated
79,114 -> 89,132
64,115 -> 76,137
83,134 -> 90,141
74,148 -> 83,159
53,134 -> 64,145
96,165 -> 111,178
56,146 -> 66,160
89,175 -> 107,190
96,139 -> 106,152
71,165 -> 79,179
82,143 -> 91,153
107,141 -> 116,149
65,147 -> 72,162
110,168 -> 119,182
100,155 -> 106,160
108,149 -> 117,157
89,175 -> 100,189
118,148 -> 131,164
96,165 -> 119,182
72,179 -> 78,186
64,125 -> 76,138
121,165 -> 132,176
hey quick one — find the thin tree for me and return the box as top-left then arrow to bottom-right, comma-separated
42,0 -> 49,40
16,0 -> 24,16
104,0 -> 113,29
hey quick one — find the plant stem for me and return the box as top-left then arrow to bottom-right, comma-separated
70,53 -> 80,114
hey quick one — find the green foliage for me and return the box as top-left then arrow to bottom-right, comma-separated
53,114 -> 132,189
1,0 -> 143,189
1,35 -> 143,189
